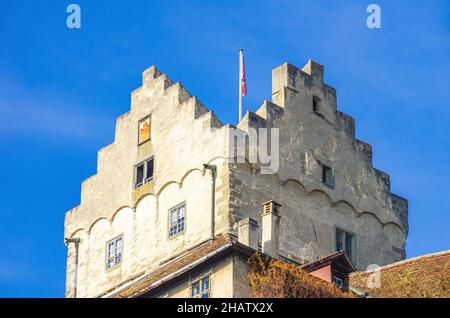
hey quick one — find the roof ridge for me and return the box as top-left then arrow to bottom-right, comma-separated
350,249 -> 450,276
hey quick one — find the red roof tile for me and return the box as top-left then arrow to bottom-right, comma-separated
112,235 -> 234,298
350,250 -> 450,298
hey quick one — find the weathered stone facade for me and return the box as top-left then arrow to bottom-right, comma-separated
64,59 -> 408,298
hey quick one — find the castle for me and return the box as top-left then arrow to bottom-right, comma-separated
64,59 -> 408,298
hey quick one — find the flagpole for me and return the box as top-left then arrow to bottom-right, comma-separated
238,48 -> 243,122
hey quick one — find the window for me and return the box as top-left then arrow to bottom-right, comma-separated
134,157 -> 154,188
313,96 -> 321,113
332,276 -> 344,288
138,116 -> 151,145
332,275 -> 348,291
336,229 -> 355,263
106,236 -> 123,269
191,275 -> 210,298
322,164 -> 335,188
169,203 -> 186,237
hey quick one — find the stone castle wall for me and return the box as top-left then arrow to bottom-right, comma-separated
65,67 -> 233,297
64,60 -> 408,297
228,61 -> 407,269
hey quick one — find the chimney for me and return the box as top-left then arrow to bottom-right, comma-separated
261,200 -> 281,259
237,218 -> 259,250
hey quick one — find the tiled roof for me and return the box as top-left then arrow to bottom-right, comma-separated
350,250 -> 450,298
112,235 -> 234,298
110,237 -> 358,298
300,251 -> 355,273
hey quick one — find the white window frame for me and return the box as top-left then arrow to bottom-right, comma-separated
191,274 -> 211,298
134,157 -> 154,189
106,235 -> 123,270
168,202 -> 186,238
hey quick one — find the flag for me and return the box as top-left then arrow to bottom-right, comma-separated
240,49 -> 247,96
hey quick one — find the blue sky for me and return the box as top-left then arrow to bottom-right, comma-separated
0,0 -> 449,297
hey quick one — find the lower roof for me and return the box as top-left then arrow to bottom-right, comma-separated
350,250 -> 450,298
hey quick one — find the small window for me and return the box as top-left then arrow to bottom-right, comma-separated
332,275 -> 348,291
106,236 -> 123,270
313,96 -> 320,113
138,116 -> 151,145
322,164 -> 335,188
169,203 -> 186,237
146,158 -> 154,182
333,276 -> 344,288
336,229 -> 355,263
135,163 -> 144,188
191,275 -> 210,298
134,157 -> 154,188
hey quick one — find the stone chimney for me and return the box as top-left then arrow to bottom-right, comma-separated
237,218 -> 259,250
261,200 -> 281,259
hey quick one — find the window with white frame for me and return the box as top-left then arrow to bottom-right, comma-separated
191,275 -> 210,298
169,203 -> 186,237
336,228 -> 355,263
106,236 -> 123,269
134,157 -> 154,188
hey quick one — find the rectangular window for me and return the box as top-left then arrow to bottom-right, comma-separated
336,229 -> 355,263
332,276 -> 344,288
138,116 -> 151,145
191,275 -> 210,298
106,236 -> 123,269
135,163 -> 144,188
134,157 -> 154,188
336,230 -> 343,252
169,203 -> 186,237
313,96 -> 320,113
146,158 -> 154,182
322,164 -> 335,188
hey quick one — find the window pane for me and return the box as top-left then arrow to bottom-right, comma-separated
179,204 -> 185,216
171,211 -> 177,224
169,226 -> 176,237
107,237 -> 123,269
333,276 -> 344,288
336,230 -> 343,251
326,169 -> 332,183
191,281 -> 199,297
135,164 -> 144,187
345,233 -> 353,260
322,166 -> 329,184
146,158 -> 154,180
169,203 -> 186,237
201,276 -> 209,292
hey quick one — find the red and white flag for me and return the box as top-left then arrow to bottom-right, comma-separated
238,48 -> 246,121
240,49 -> 247,96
